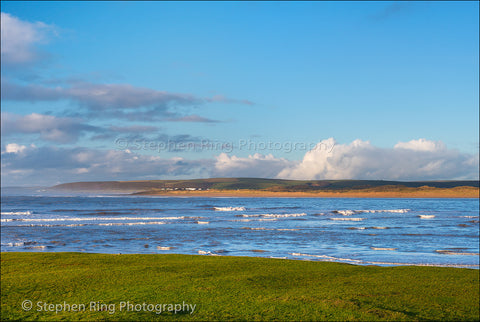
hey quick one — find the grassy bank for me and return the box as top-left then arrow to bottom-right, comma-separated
1,252 -> 478,321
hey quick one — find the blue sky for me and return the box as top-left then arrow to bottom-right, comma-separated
1,1 -> 479,186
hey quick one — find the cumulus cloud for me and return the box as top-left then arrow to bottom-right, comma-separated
393,138 -> 445,152
213,153 -> 294,178
278,138 -> 479,181
1,112 -> 101,143
1,12 -> 57,67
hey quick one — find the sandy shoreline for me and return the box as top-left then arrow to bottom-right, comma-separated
136,186 -> 479,198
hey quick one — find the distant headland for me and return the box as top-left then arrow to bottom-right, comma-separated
51,178 -> 479,198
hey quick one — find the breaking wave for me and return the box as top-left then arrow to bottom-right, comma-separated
1,211 -> 33,215
214,207 -> 246,211
1,216 -> 184,223
289,252 -> 479,268
418,215 -> 435,219
332,209 -> 410,215
238,213 -> 307,218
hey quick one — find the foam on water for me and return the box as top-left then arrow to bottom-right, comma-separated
7,221 -> 168,227
241,227 -> 299,231
290,252 -> 479,268
214,207 -> 246,211
332,209 -> 410,215
157,246 -> 174,250
332,210 -> 356,216
240,213 -> 306,218
360,209 -> 410,213
1,216 -> 184,222
98,221 -> 167,226
1,211 -> 33,215
418,215 -> 435,219
330,217 -> 365,221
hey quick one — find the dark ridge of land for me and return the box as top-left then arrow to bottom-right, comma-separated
50,178 -> 480,194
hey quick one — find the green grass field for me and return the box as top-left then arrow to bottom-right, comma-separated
1,252 -> 478,321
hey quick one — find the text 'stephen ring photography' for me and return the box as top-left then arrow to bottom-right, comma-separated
1,1 -> 479,321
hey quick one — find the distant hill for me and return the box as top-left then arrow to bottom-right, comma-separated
50,178 -> 480,193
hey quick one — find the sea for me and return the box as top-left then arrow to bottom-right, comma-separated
1,188 -> 479,268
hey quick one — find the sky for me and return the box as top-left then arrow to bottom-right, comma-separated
1,1 -> 479,186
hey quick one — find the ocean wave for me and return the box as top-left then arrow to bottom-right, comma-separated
418,215 -> 435,219
371,247 -> 397,251
435,250 -> 480,256
330,217 -> 365,221
289,252 -> 479,268
197,250 -> 220,256
6,221 -> 168,227
1,216 -> 184,222
98,221 -> 167,226
332,209 -> 410,215
2,242 -> 28,247
214,207 -> 246,211
157,246 -> 174,250
242,227 -> 300,231
332,210 -> 356,216
2,241 -> 39,247
239,213 -> 306,218
1,211 -> 33,215
230,218 -> 278,222
361,209 -> 410,213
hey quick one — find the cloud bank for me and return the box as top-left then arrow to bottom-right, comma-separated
1,112 -> 99,143
2,138 -> 478,186
1,80 -> 251,122
1,145 -> 211,186
278,138 -> 478,181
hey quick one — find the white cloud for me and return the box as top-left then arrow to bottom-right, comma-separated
1,145 -> 212,186
278,138 -> 479,180
1,12 -> 57,66
393,138 -> 445,152
213,153 -> 294,178
3,143 -> 27,154
1,138 -> 478,186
